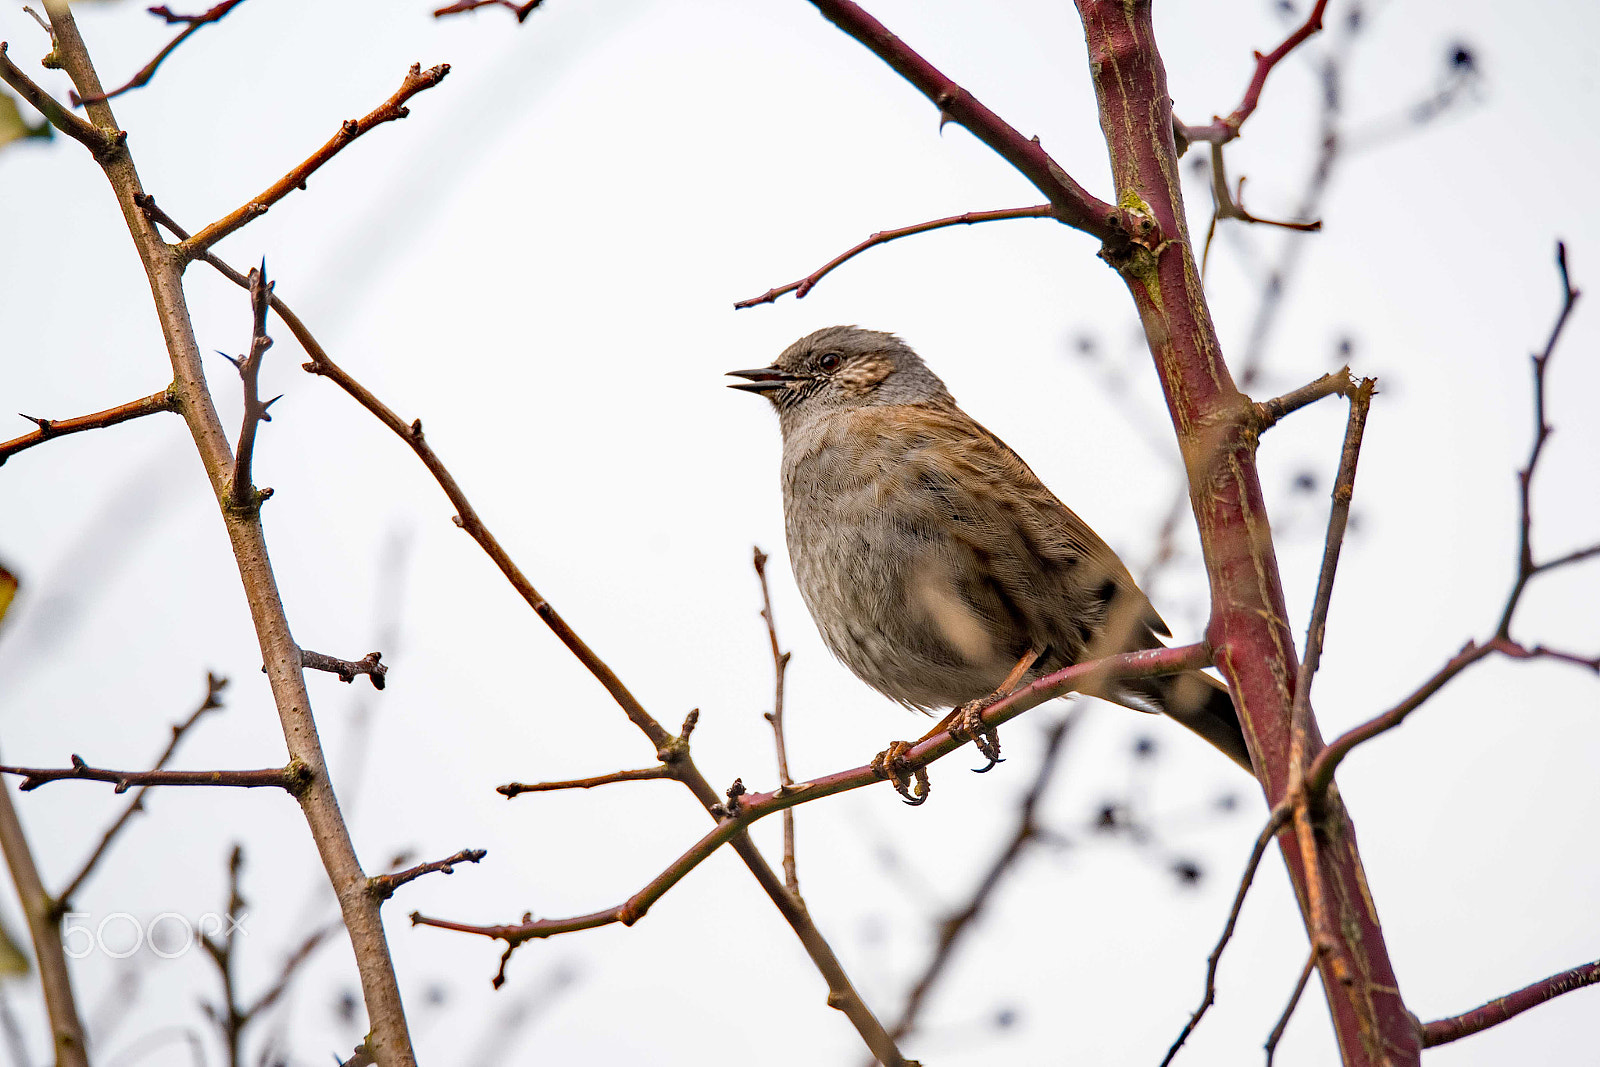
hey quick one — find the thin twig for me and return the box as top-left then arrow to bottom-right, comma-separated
1179,0 -> 1331,145
734,205 -> 1054,308
368,848 -> 487,902
55,673 -> 228,909
238,920 -> 341,1021
228,264 -> 276,509
176,63 -> 450,260
0,388 -> 176,466
1264,950 -> 1317,1065
499,765 -> 674,797
1252,368 -> 1355,431
1420,959 -> 1600,1047
198,845 -> 247,1067
1158,802 -> 1291,1067
0,757 -> 304,794
432,0 -> 546,20
69,1 -> 247,107
299,649 -> 387,689
753,547 -> 800,896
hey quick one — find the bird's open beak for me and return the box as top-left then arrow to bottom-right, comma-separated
726,366 -> 796,394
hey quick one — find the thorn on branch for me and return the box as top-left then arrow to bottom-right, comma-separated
368,848 -> 487,902
228,264 -> 276,510
0,389 -> 177,467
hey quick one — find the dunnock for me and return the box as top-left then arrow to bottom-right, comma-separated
730,326 -> 1252,801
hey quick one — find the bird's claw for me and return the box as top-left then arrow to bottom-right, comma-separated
871,740 -> 930,806
949,699 -> 1004,772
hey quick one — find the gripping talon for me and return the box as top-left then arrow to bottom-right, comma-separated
872,740 -> 931,805
949,699 -> 1004,772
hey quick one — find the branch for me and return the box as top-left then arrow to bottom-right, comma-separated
432,0 -> 546,20
734,205 -> 1054,308
69,1 -> 247,107
0,763 -> 89,1066
806,1 -> 1120,243
0,388 -> 175,466
0,756 -> 306,794
499,765 -> 673,797
414,646 -> 1211,976
752,547 -> 799,896
368,848 -> 487,902
1251,367 -> 1355,431
1420,959 -> 1600,1047
1179,0 -> 1331,145
175,62 -> 450,260
55,672 -> 228,909
1264,951 -> 1318,1066
238,920 -> 340,1021
228,263 -> 276,509
300,649 -> 387,690
1159,802 -> 1291,1067
0,43 -> 120,160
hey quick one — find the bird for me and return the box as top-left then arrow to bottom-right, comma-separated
728,326 -> 1253,802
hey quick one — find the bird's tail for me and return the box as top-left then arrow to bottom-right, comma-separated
1123,671 -> 1254,774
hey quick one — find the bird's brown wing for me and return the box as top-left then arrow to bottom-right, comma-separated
873,401 -> 1170,670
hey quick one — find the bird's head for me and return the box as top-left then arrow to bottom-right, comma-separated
727,326 -> 952,433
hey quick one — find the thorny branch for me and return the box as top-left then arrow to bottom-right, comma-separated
734,205 -> 1054,308
0,388 -> 176,466
752,547 -> 800,896
227,264 -> 276,509
368,848 -> 487,902
300,649 -> 388,690
55,673 -> 229,910
176,63 -> 450,260
69,0 -> 248,107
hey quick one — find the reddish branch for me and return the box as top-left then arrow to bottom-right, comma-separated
69,1 -> 248,107
499,765 -> 673,797
1071,2 -> 1415,1061
432,0 -> 546,20
368,848 -> 487,902
0,755 -> 307,794
807,1 -> 1120,244
1420,960 -> 1600,1047
734,205 -> 1054,308
176,63 -> 450,260
1180,0 -> 1330,145
0,388 -> 176,466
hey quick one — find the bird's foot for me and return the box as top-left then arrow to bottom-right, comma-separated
948,698 -> 1003,772
871,740 -> 930,806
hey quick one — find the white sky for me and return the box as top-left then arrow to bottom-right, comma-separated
1,1 -> 1598,1064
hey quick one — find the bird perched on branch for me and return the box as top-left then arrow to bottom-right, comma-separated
729,326 -> 1252,803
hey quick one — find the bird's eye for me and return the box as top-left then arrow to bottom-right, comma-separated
819,352 -> 843,372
